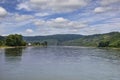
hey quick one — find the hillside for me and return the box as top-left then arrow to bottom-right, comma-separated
23,34 -> 83,45
0,32 -> 120,47
62,32 -> 120,47
23,32 -> 120,47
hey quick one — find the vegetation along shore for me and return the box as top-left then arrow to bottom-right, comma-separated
0,32 -> 120,48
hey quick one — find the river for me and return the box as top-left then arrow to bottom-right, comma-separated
0,46 -> 120,80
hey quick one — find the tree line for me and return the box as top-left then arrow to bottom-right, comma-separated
98,40 -> 120,48
0,34 -> 47,47
0,32 -> 120,48
0,34 -> 26,46
29,41 -> 48,47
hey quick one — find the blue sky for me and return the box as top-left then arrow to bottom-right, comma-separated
0,0 -> 120,36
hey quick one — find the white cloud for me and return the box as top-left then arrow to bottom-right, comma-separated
53,17 -> 68,23
94,6 -> 119,13
1,0 -> 120,36
93,23 -> 120,33
94,7 -> 106,13
101,0 -> 120,5
104,18 -> 120,23
0,13 -> 34,23
26,17 -> 88,35
15,14 -> 34,22
34,17 -> 87,29
34,19 -> 45,26
17,2 -> 31,11
93,0 -> 120,13
80,22 -> 120,35
0,7 -> 7,17
84,17 -> 120,35
0,13 -> 35,35
26,29 -> 34,33
35,13 -> 49,17
17,0 -> 90,13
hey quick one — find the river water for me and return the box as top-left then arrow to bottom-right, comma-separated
0,46 -> 120,80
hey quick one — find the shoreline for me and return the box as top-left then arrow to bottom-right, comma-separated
0,45 -> 46,49
98,47 -> 120,50
0,46 -> 27,49
0,45 -> 120,50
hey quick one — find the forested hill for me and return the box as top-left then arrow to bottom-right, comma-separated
0,32 -> 120,47
23,32 -> 120,47
62,32 -> 120,47
23,34 -> 83,45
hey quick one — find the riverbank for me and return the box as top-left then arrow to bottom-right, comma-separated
0,46 -> 14,49
0,45 -> 120,50
0,45 -> 47,49
0,46 -> 27,49
98,47 -> 120,51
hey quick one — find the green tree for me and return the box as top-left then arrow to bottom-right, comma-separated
33,42 -> 41,46
0,41 -> 2,46
44,41 -> 47,46
5,34 -> 26,46
98,41 -> 110,47
41,41 -> 48,47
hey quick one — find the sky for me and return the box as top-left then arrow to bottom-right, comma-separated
0,0 -> 120,36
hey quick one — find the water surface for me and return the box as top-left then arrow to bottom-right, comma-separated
0,46 -> 120,80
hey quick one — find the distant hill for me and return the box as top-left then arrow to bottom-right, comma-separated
23,32 -> 120,47
23,34 -> 83,45
1,32 -> 120,47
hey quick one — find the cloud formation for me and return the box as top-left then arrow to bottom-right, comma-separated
15,14 -> 34,22
17,0 -> 89,13
0,0 -> 120,36
26,29 -> 34,33
100,0 -> 120,5
34,17 -> 87,29
94,7 -> 114,13
0,7 -> 7,17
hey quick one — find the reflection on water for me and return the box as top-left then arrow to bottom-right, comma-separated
0,46 -> 120,80
4,48 -> 23,62
5,48 -> 23,57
